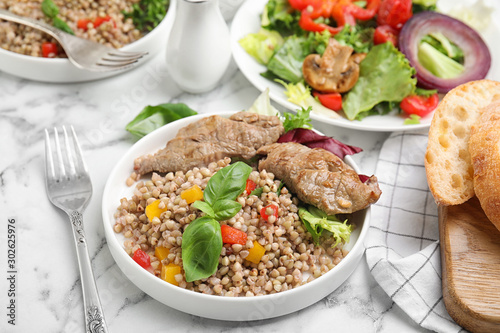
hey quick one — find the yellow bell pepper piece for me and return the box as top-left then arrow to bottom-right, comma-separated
246,241 -> 266,264
161,263 -> 182,286
180,184 -> 204,204
155,247 -> 170,261
145,199 -> 168,222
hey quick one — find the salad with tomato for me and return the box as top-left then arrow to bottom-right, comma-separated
239,0 -> 491,123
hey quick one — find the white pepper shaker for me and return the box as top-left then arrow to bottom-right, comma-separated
165,0 -> 232,93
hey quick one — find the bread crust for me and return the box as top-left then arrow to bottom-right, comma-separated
469,101 -> 500,231
425,80 -> 500,206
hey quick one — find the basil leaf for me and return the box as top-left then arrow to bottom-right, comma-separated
191,201 -> 215,218
213,200 -> 242,221
52,17 -> 75,35
181,217 -> 222,282
42,0 -> 59,18
203,162 -> 252,207
126,103 -> 198,138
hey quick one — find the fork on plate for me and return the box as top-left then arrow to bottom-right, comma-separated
0,9 -> 148,72
44,126 -> 108,333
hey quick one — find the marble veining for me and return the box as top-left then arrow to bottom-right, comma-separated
0,7 -> 433,333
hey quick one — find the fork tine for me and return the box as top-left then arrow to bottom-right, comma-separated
70,126 -> 89,175
108,50 -> 149,58
96,59 -> 141,68
63,126 -> 77,177
53,127 -> 66,180
44,129 -> 56,181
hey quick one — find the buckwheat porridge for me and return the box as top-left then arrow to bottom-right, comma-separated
0,0 -> 168,57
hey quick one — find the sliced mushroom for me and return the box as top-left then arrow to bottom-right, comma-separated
302,39 -> 366,93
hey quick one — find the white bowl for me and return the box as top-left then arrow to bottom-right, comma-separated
0,0 -> 176,83
102,111 -> 371,321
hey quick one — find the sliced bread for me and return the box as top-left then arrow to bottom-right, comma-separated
469,101 -> 500,231
425,79 -> 500,206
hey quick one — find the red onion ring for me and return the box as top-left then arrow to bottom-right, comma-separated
398,11 -> 491,93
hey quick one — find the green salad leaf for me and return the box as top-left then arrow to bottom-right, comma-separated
123,0 -> 170,32
334,24 -> 374,54
261,0 -> 301,36
247,88 -> 280,116
181,217 -> 222,282
343,42 -> 417,121
298,206 -> 352,247
282,106 -> 313,132
239,28 -> 284,65
125,103 -> 198,138
266,32 -> 330,83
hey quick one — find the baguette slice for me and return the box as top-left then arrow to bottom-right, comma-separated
469,101 -> 500,231
425,80 -> 500,206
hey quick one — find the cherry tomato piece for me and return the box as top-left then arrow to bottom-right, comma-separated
132,248 -> 151,269
221,225 -> 248,245
373,25 -> 399,46
245,179 -> 257,195
41,42 -> 58,58
260,204 -> 279,222
377,0 -> 412,30
313,91 -> 343,111
400,93 -> 439,117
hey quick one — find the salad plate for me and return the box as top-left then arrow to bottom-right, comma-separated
102,110 -> 370,321
230,0 -> 500,132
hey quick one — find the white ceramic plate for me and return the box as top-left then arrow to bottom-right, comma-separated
230,0 -> 500,132
0,0 -> 176,83
102,111 -> 370,321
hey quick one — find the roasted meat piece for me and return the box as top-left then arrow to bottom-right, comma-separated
134,112 -> 284,175
257,142 -> 381,214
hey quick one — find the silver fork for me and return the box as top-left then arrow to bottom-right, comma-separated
44,126 -> 108,333
0,9 -> 148,72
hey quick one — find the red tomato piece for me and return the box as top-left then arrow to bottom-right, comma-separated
377,0 -> 412,30
94,16 -> 116,28
260,204 -> 279,222
245,179 -> 257,195
221,225 -> 248,245
132,248 -> 151,269
373,25 -> 399,46
400,93 -> 439,117
77,18 -> 91,30
41,42 -> 58,58
313,91 -> 343,111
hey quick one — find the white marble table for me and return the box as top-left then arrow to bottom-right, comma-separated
0,30 -> 433,333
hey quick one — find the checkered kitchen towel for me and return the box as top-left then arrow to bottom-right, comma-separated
365,130 -> 465,333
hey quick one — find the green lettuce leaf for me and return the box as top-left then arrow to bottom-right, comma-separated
266,32 -> 330,83
298,206 -> 352,247
343,42 -> 417,121
261,0 -> 302,36
239,28 -> 284,65
334,24 -> 374,54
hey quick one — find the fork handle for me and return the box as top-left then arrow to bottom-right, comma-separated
0,9 -> 64,42
69,211 -> 109,333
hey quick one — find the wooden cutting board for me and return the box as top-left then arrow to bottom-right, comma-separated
439,196 -> 500,332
